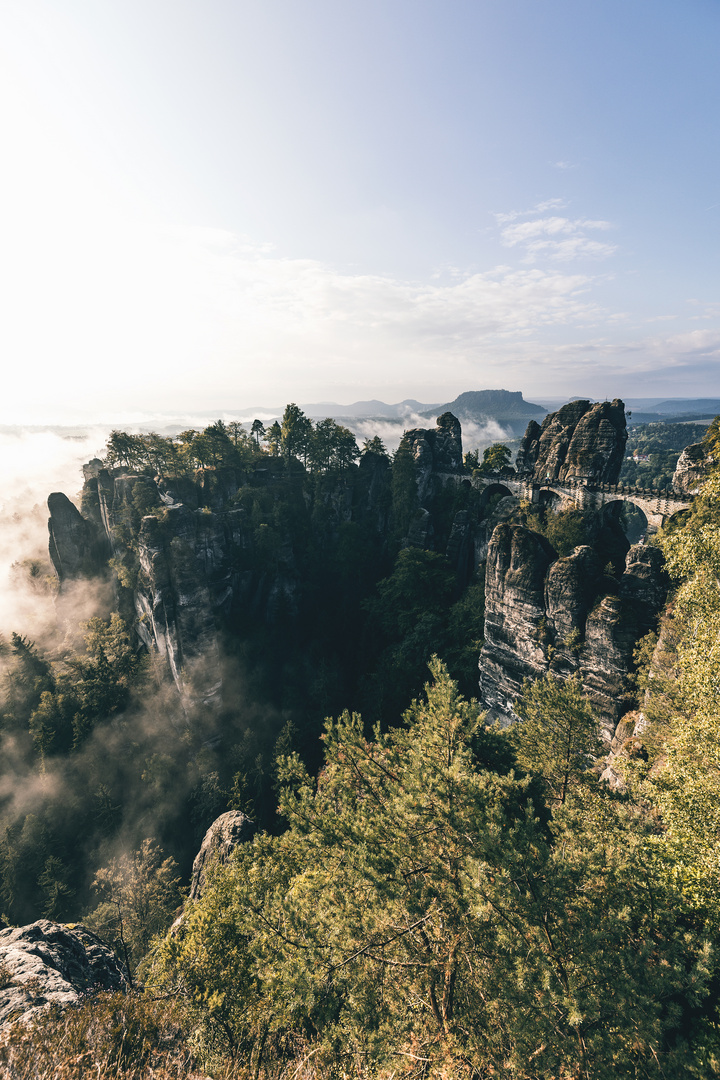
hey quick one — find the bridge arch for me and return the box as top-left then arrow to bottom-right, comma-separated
601,498 -> 648,545
536,487 -> 565,513
478,481 -> 514,516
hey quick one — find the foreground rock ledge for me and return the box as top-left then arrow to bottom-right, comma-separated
0,920 -> 128,1028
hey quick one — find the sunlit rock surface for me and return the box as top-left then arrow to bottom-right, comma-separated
479,527 -> 666,740
516,399 -> 627,484
0,921 -> 128,1028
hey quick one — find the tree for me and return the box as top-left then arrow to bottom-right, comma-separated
251,419 -> 266,447
265,421 -> 282,457
152,662 -> 708,1078
309,418 -> 359,474
105,431 -> 144,471
87,839 -> 183,981
280,404 -> 313,465
390,434 -> 418,538
463,448 -> 480,471
361,435 -> 389,460
511,673 -> 603,806
480,442 -> 512,474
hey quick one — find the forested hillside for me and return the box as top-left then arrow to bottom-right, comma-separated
1,406 -> 719,1078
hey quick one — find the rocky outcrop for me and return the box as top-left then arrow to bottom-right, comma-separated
0,921 -> 128,1028
479,525 -> 666,739
516,400 -> 627,484
403,412 -> 463,503
480,525 -> 556,718
188,811 -> 255,902
672,442 -> 711,496
47,493 -> 107,582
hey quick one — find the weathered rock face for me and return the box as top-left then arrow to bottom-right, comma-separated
75,465 -> 309,701
480,525 -> 556,717
50,445 -> 398,705
403,412 -> 463,503
47,493 -> 107,582
544,545 -> 602,644
516,399 -> 627,484
479,525 -> 667,739
188,810 -> 256,902
0,920 -> 128,1028
673,442 -> 711,496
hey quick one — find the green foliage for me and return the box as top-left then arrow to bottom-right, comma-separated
541,506 -> 591,556
479,441 -> 512,474
463,447 -> 480,471
620,421 -> 709,489
86,839 -> 183,979
361,435 -> 389,460
636,468 -> 720,927
280,403 -> 313,464
103,421 -> 262,478
307,418 -> 359,474
264,420 -> 282,456
511,674 -> 603,806
390,434 -> 418,539
250,418 -> 265,446
151,661 -> 710,1078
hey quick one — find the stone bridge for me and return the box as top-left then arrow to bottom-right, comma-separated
442,472 -> 693,531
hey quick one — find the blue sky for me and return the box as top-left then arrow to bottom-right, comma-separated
1,0 -> 719,422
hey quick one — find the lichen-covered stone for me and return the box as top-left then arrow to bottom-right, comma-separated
479,525 -> 556,719
403,412 -> 463,503
478,525 -> 667,739
0,920 -> 128,1028
545,545 -> 602,644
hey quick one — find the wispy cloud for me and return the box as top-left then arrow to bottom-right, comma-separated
500,215 -> 616,263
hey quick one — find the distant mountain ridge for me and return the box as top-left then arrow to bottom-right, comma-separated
420,389 -> 546,424
241,389 -> 545,429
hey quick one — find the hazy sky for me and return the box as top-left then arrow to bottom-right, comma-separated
2,0 -> 719,422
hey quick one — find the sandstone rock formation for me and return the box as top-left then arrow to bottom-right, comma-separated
479,525 -> 666,739
515,399 -> 627,485
0,920 -> 128,1028
403,412 -> 463,503
188,811 -> 255,902
47,492 -> 107,582
480,525 -> 556,718
672,442 -> 711,496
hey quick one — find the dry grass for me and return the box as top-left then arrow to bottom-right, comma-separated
0,990 -> 209,1080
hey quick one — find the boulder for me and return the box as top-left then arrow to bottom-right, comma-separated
0,920 -> 128,1028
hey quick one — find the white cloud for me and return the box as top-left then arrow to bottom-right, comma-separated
0,217 -> 605,419
498,215 -> 616,264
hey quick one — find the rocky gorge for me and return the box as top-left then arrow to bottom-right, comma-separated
45,397 -> 687,754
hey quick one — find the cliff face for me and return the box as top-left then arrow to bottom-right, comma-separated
480,525 -> 556,715
47,492 -> 108,581
479,526 -> 666,739
50,458 -> 390,702
515,399 -> 627,484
